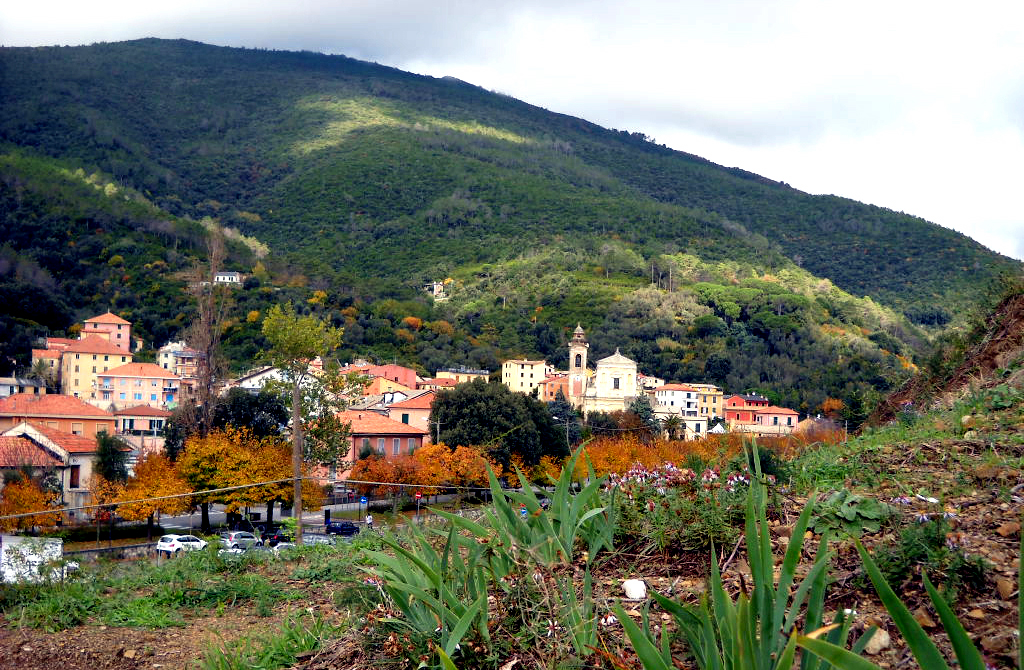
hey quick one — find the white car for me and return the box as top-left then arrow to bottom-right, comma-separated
156,534 -> 208,557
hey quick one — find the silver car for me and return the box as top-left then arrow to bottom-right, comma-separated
218,531 -> 261,550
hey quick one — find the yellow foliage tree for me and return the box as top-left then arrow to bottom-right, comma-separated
115,452 -> 191,539
0,479 -> 60,531
177,427 -> 310,531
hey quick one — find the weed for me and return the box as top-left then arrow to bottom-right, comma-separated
858,518 -> 989,603
200,614 -> 338,670
99,595 -> 186,628
810,489 -> 897,537
13,581 -> 101,631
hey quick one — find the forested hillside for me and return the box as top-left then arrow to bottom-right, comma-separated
0,38 -> 1018,418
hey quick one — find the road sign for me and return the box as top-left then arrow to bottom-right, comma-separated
520,503 -> 527,517
415,492 -> 422,500
360,496 -> 368,505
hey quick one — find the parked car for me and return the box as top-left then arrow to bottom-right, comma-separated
303,534 -> 337,547
156,534 -> 208,557
218,531 -> 261,550
325,520 -> 360,536
264,531 -> 293,547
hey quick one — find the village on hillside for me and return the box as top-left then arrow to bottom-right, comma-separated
0,312 -> 812,516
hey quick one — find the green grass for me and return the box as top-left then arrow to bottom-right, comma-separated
199,614 -> 339,670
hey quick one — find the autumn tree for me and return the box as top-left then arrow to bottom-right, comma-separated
176,427 -> 303,533
112,452 -> 191,540
261,302 -> 346,544
0,479 -> 60,531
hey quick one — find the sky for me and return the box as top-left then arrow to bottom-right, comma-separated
4,1 -> 1024,260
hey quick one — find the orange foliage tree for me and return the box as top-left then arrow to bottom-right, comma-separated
115,452 -> 191,539
0,478 -> 60,531
177,427 -> 318,532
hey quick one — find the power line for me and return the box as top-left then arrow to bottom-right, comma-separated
0,474 -> 499,523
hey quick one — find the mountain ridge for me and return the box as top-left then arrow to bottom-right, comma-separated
0,38 -> 1020,417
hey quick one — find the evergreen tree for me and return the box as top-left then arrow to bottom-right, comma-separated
94,432 -> 129,482
430,379 -> 566,469
628,394 -> 661,440
547,389 -> 582,447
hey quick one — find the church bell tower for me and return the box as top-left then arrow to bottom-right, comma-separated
568,324 -> 589,407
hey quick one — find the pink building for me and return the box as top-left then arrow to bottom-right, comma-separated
755,406 -> 799,429
97,363 -> 181,409
82,312 -> 133,353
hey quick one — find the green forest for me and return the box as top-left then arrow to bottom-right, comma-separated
0,39 -> 1019,417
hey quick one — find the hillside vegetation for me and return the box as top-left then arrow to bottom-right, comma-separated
1,39 -> 1019,414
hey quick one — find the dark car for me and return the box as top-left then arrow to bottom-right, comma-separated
325,520 -> 360,536
264,530 -> 293,547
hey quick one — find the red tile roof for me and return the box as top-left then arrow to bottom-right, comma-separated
0,394 -> 114,418
32,348 -> 61,359
0,436 -> 62,467
656,384 -> 696,392
85,311 -> 131,325
45,337 -> 77,348
388,391 -> 436,410
25,423 -> 100,454
337,411 -> 429,436
113,405 -> 173,417
100,362 -> 179,379
420,377 -> 457,387
756,406 -> 799,415
63,335 -> 129,356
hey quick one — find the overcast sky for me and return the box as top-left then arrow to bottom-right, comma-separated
5,1 -> 1024,260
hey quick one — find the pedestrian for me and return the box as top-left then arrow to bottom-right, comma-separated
365,513 -> 374,530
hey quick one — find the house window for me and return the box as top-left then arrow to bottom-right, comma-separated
92,366 -> 96,373
695,423 -> 701,433
121,357 -> 126,362
362,438 -> 370,452
377,438 -> 385,454
120,380 -> 126,386
393,438 -> 400,455
92,354 -> 97,360
150,394 -> 157,401
401,413 -> 409,424
134,393 -> 142,400
773,416 -> 779,425
152,381 -> 157,387
69,465 -> 80,489
613,377 -> 620,390
124,419 -> 134,431
74,365 -> 79,373
71,422 -> 83,435
119,392 -> 126,400
574,353 -> 582,367
408,438 -> 418,454
104,355 -> 108,361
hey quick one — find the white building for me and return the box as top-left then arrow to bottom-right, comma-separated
501,359 -> 552,395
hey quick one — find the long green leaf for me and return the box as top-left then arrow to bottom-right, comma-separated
922,573 -> 986,670
856,541 -> 950,670
443,593 -> 485,656
436,646 -> 458,670
615,604 -> 672,670
796,635 -> 883,670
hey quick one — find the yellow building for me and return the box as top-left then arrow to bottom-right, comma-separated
60,336 -> 133,400
687,383 -> 724,419
501,359 -> 550,394
435,367 -> 490,384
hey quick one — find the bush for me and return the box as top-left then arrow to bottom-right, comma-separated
860,517 -> 989,603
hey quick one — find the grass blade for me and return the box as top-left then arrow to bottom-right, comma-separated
614,604 -> 672,670
796,635 -> 883,670
922,573 -> 985,670
855,541 -> 950,670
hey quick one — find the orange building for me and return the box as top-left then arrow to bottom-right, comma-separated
0,393 -> 116,435
387,391 -> 436,443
